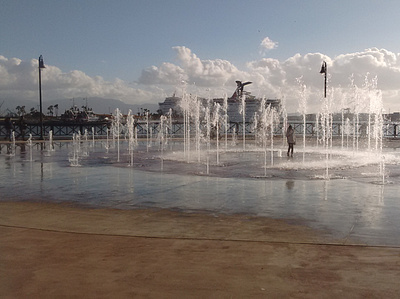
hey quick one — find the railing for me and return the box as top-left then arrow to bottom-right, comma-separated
0,120 -> 398,139
0,121 -> 109,139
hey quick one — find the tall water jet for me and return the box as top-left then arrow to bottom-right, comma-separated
315,113 -> 319,148
27,134 -> 33,162
269,107 -> 280,166
92,127 -> 95,148
280,95 -> 288,148
252,111 -> 259,146
319,91 -> 332,180
149,127 -> 153,149
240,94 -> 246,151
365,75 -> 386,183
258,98 -> 268,175
223,94 -> 228,151
344,118 -> 352,149
349,74 -> 362,152
112,108 -> 123,162
105,128 -> 110,153
81,129 -> 89,157
231,127 -> 237,146
135,123 -> 138,147
213,102 -> 221,165
256,99 -> 280,175
194,96 -> 202,163
318,64 -> 334,179
205,106 -> 211,175
365,75 -> 384,151
338,89 -> 347,150
159,115 -> 169,171
168,108 -> 173,149
126,110 -> 135,167
180,91 -> 191,162
46,130 -> 54,154
380,156 -> 386,185
297,76 -> 308,162
69,133 -> 81,166
8,131 -> 16,156
261,102 -> 269,176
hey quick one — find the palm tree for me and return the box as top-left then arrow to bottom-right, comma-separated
16,105 -> 26,116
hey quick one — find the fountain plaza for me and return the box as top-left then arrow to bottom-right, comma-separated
1,75 -> 400,247
1,112 -> 400,247
3,75 -> 400,296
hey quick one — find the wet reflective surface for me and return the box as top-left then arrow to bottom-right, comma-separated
1,141 -> 400,246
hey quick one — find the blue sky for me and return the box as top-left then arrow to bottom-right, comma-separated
2,0 -> 400,112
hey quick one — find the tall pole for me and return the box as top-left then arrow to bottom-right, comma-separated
324,65 -> 327,98
320,61 -> 327,98
38,55 -> 45,139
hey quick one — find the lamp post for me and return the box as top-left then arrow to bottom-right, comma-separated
319,60 -> 330,178
319,61 -> 327,98
38,55 -> 45,139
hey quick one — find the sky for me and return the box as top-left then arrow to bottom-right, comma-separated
2,0 -> 400,113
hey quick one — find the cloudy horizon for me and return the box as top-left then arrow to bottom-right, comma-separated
1,46 -> 400,114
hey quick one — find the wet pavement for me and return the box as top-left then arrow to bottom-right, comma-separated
1,140 -> 400,246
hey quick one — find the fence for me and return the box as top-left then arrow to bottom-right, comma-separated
0,120 -> 398,139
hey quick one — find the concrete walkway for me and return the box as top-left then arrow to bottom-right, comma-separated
1,202 -> 400,298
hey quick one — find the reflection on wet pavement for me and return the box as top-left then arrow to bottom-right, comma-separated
1,140 -> 400,246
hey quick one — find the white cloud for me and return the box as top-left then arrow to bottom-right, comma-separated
139,62 -> 186,85
259,37 -> 278,55
138,46 -> 246,97
2,47 -> 400,113
0,55 -> 158,106
173,46 -> 243,86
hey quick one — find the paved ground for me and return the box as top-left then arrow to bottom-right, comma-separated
1,201 -> 400,298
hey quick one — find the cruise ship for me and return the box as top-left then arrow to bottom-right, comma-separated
158,81 -> 281,122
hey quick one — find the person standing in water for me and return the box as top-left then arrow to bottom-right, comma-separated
286,125 -> 296,157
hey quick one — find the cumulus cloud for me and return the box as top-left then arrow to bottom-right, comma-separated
0,55 -> 157,106
139,62 -> 186,85
139,46 -> 244,89
259,37 -> 278,55
244,48 -> 400,112
2,47 -> 400,113
332,48 -> 400,89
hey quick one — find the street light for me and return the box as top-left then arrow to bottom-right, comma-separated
319,61 -> 327,98
38,55 -> 45,139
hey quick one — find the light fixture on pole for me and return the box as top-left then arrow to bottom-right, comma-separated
38,55 -> 45,139
319,61 -> 327,98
